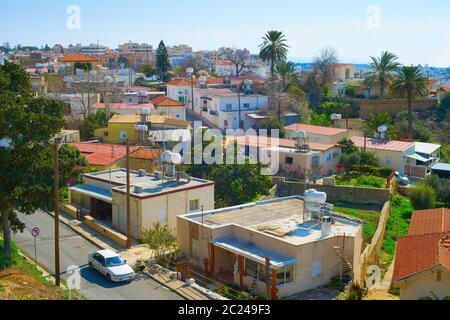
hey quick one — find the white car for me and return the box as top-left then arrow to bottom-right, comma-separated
88,250 -> 135,283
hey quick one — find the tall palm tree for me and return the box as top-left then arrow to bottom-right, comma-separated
274,61 -> 296,122
259,31 -> 289,78
367,51 -> 400,98
390,66 -> 428,140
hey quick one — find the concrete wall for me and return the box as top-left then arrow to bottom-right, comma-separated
359,99 -> 437,118
84,216 -> 128,248
273,177 -> 391,207
397,270 -> 450,300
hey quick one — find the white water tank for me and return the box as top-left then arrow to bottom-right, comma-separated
321,216 -> 333,238
378,125 -> 388,139
161,151 -> 182,164
135,124 -> 149,132
304,189 -> 327,204
330,113 -> 342,121
140,108 -> 151,115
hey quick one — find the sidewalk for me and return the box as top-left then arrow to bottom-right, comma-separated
55,211 -> 209,300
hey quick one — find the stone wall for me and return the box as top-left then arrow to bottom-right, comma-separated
353,201 -> 391,288
273,177 -> 391,207
359,99 -> 437,118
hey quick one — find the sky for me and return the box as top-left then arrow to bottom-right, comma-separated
1,0 -> 450,67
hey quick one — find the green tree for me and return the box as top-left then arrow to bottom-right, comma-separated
0,62 -> 78,259
340,152 -> 361,173
309,113 -> 333,127
117,55 -> 129,68
274,61 -> 297,121
142,223 -> 177,260
141,64 -> 157,78
408,185 -> 437,210
344,86 -> 358,98
338,138 -> 358,155
79,109 -> 117,140
366,51 -> 400,98
391,66 -> 428,140
363,113 -> 394,138
155,41 -> 172,82
358,150 -> 378,166
259,31 -> 289,78
74,62 -> 93,72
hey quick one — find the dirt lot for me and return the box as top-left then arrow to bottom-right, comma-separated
0,268 -> 62,300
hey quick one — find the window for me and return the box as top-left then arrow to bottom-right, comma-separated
312,260 -> 322,278
276,265 -> 295,286
176,114 -> 180,118
119,131 -> 127,139
226,104 -> 232,111
179,96 -> 185,103
189,199 -> 200,211
345,69 -> 350,80
326,153 -> 332,162
158,208 -> 168,223
103,131 -> 109,137
224,120 -> 229,127
285,157 -> 294,165
245,259 -> 259,279
243,103 -> 250,109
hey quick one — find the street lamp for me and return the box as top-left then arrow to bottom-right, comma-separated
186,68 -> 195,111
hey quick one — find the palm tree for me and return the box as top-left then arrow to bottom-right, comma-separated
367,51 -> 400,98
259,31 -> 289,78
390,66 -> 428,140
274,61 -> 296,122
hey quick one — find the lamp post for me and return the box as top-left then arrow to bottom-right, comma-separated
54,137 -> 61,287
186,68 -> 195,111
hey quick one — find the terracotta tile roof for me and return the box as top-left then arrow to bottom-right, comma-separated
93,103 -> 155,110
440,84 -> 450,92
350,136 -> 415,152
130,149 -> 163,160
70,143 -> 139,166
59,54 -> 97,63
392,233 -> 450,283
285,124 -> 348,136
228,136 -> 336,152
408,208 -> 450,236
151,96 -> 185,107
166,77 -> 224,86
108,115 -> 141,123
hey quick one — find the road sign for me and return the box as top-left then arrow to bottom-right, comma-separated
31,227 -> 40,238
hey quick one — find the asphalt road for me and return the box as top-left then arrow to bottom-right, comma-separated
12,211 -> 183,301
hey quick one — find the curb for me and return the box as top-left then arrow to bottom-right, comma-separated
143,269 -> 189,301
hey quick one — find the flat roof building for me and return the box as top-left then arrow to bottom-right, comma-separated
177,195 -> 363,299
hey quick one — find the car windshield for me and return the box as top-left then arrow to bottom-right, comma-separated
106,256 -> 125,267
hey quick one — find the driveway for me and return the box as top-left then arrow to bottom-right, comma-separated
12,211 -> 183,300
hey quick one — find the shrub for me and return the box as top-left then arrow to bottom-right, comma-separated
358,151 -> 378,166
408,185 -> 437,210
355,176 -> 386,188
340,152 -> 361,172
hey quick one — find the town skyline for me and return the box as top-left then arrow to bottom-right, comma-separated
1,0 -> 450,67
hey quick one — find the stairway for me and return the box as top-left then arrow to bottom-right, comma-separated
333,245 -> 353,275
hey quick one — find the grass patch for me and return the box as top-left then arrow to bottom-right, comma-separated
334,207 -> 380,243
380,195 -> 413,269
335,175 -> 386,189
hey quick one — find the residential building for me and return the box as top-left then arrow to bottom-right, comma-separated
94,114 -> 191,145
194,88 -> 268,130
167,45 -> 193,57
47,93 -> 101,121
118,42 -> 154,54
70,142 -> 140,171
80,43 -> 110,56
93,102 -> 155,116
69,168 -> 215,239
151,96 -> 186,120
58,54 -> 98,75
129,149 -> 163,173
58,130 -> 80,143
285,124 -> 350,145
392,208 -> 450,300
177,195 -> 363,299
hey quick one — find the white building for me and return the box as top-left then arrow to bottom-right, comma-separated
80,44 -> 110,56
194,88 -> 268,130
118,42 -> 153,54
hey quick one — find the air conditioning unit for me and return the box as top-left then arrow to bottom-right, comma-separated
134,186 -> 144,194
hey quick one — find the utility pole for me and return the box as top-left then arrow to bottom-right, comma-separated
237,83 -> 242,130
265,257 -> 272,300
126,140 -> 132,249
54,137 -> 61,287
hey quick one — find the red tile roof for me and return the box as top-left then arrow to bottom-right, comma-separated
130,149 -> 163,160
151,96 -> 184,107
93,103 -> 154,110
350,136 -> 415,152
408,208 -> 450,236
70,143 -> 140,166
228,136 -> 336,152
285,124 -> 348,136
59,54 -> 97,63
392,233 -> 450,283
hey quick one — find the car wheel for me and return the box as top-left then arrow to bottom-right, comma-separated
89,262 -> 94,271
106,273 -> 112,282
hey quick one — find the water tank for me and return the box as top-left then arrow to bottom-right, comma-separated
330,113 -> 342,121
161,151 -> 182,164
295,130 -> 308,139
135,124 -> 149,132
140,108 -> 151,115
321,216 -> 333,238
378,125 -> 388,133
304,189 -> 327,204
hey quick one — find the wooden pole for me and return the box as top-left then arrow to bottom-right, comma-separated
126,140 -> 132,249
54,138 -> 61,287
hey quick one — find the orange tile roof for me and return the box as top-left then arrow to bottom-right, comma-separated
285,124 -> 348,137
408,208 -> 450,236
350,136 -> 415,152
70,143 -> 140,166
59,54 -> 97,63
152,96 -> 185,107
392,233 -> 450,283
130,149 -> 163,160
228,136 -> 336,152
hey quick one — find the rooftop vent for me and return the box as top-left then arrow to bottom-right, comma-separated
138,169 -> 147,177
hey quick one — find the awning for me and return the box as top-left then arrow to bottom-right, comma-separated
70,185 -> 113,204
212,236 -> 297,269
407,153 -> 430,163
431,163 -> 450,172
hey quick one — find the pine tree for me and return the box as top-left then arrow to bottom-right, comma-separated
155,41 -> 171,82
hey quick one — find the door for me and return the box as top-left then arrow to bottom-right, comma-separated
93,253 -> 107,275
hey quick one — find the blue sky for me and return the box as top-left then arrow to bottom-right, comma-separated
1,0 -> 449,66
